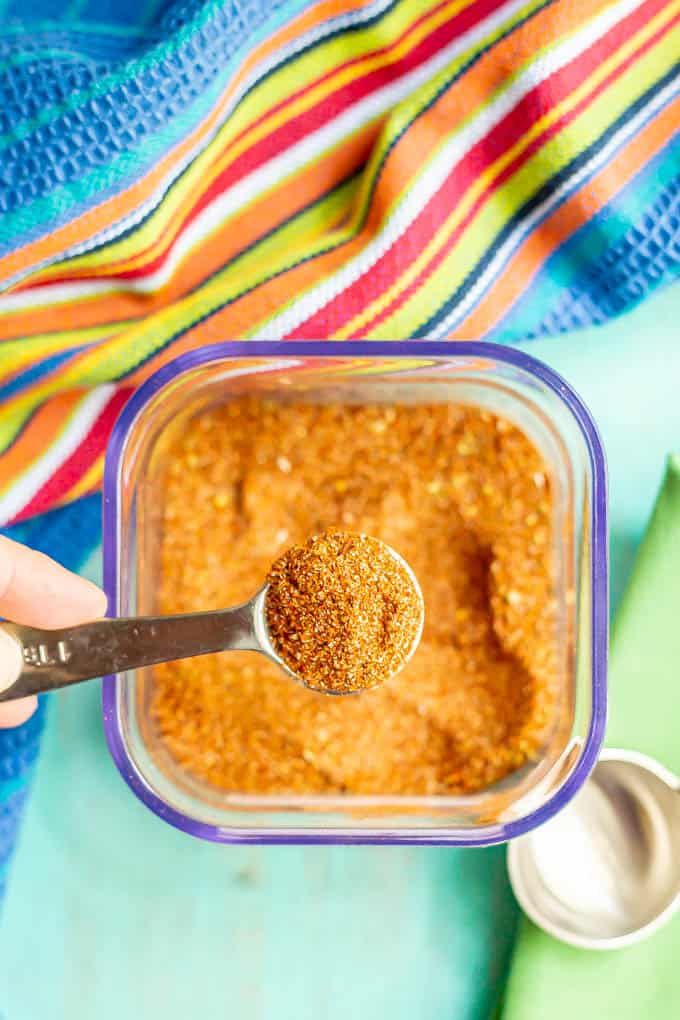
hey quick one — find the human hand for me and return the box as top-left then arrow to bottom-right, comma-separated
0,536 -> 107,728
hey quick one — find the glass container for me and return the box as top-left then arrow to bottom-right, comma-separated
102,341 -> 607,845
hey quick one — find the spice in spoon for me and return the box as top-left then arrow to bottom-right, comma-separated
265,530 -> 423,694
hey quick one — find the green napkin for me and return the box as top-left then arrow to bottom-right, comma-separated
501,453 -> 680,1020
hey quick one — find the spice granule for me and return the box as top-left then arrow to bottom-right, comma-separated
265,530 -> 423,693
153,398 -> 562,796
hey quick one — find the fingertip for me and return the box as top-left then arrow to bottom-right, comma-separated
77,578 -> 109,619
0,696 -> 37,728
40,562 -> 108,625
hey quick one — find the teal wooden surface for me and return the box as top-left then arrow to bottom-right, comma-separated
2,285 -> 680,1018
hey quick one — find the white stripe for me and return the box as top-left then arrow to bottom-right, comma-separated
123,2 -> 534,295
0,0 -> 404,295
0,0 -> 527,306
429,71 -> 680,337
129,0 -> 537,294
258,0 -> 645,338
4,360 -> 302,525
0,279 -> 117,312
58,0 -> 399,263
0,385 -> 116,525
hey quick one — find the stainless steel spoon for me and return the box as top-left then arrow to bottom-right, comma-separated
0,544 -> 423,701
508,748 -> 680,949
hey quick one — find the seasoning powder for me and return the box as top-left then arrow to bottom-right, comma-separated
265,530 -> 423,694
153,399 -> 562,797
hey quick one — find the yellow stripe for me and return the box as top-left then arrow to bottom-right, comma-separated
337,0 -> 680,337
0,177 -> 359,436
66,454 -> 105,503
0,323 -> 129,378
206,0 -> 473,185
370,14 -> 680,338
345,0 -> 553,233
33,0 -> 453,281
0,388 -> 92,487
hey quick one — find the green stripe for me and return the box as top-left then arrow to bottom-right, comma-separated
66,0 -> 90,19
0,323 -> 135,356
0,374 -> 100,455
1,48 -> 113,72
75,174 -> 360,381
249,1 -> 550,332
352,0 -> 558,230
0,71 -> 227,251
203,0 -> 445,167
370,18 -> 680,336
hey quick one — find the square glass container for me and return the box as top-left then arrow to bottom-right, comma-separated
102,341 -> 607,845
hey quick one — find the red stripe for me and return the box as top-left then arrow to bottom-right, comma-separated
175,0 -> 508,222
14,388 -> 131,523
285,0 -> 670,337
349,1 -> 680,335
119,0 -> 480,281
24,0 -> 507,289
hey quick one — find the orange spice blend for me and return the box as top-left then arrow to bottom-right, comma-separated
153,399 -> 562,797
265,530 -> 423,694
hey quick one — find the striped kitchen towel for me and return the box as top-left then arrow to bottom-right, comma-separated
0,0 -> 678,526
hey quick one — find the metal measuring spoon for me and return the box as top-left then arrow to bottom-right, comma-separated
508,748 -> 680,949
0,542 -> 423,702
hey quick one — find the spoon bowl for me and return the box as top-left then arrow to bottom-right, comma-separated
256,543 -> 424,695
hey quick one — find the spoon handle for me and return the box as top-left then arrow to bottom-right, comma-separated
0,604 -> 259,700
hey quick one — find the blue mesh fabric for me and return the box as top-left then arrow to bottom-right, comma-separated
528,174 -> 680,337
0,0 -> 288,231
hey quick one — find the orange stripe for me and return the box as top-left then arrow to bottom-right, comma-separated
453,90 -> 680,337
154,0 -> 613,344
0,390 -> 86,488
0,0 -> 605,327
0,0 -> 376,288
125,240 -> 367,381
196,0 -> 619,328
0,124 -> 376,341
5,87 -> 673,492
117,244 -> 355,388
29,0 -> 454,285
2,0 -> 594,290
87,116 -> 374,290
26,16 -> 359,285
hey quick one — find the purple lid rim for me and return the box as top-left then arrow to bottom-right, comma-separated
102,340 -> 608,846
